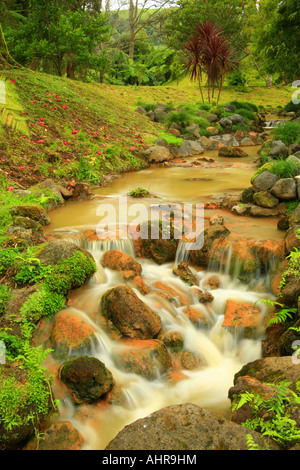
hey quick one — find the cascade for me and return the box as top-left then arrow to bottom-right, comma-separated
47,232 -> 270,449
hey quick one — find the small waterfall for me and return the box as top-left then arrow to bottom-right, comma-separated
263,119 -> 286,130
175,240 -> 190,264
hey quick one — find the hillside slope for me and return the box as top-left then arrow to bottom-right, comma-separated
0,69 -> 292,190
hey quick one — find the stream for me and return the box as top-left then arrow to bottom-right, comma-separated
44,144 -> 284,450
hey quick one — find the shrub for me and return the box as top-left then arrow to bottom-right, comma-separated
284,101 -> 300,114
229,100 -> 258,112
271,121 -> 300,146
129,187 -> 150,198
269,158 -> 300,178
235,107 -> 257,122
228,70 -> 247,86
166,110 -> 193,129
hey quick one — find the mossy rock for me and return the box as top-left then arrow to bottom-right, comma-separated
250,162 -> 273,184
59,355 -> 114,404
10,205 -> 50,226
0,362 -> 52,450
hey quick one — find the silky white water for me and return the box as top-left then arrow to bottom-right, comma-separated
46,235 -> 271,450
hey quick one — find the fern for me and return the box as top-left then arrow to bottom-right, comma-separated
266,307 -> 297,327
246,434 -> 266,450
0,75 -> 29,136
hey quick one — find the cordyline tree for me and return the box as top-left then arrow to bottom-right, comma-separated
184,20 -> 238,104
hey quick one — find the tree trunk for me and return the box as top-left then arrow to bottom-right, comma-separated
0,24 -> 20,68
67,61 -> 76,80
129,0 -> 136,60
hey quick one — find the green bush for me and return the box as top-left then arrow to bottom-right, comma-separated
0,285 -> 11,315
166,110 -> 193,129
129,187 -> 150,198
229,100 -> 258,112
269,158 -> 300,178
235,107 -> 257,122
44,251 -> 96,296
271,121 -> 300,146
284,101 -> 300,114
228,70 -> 247,87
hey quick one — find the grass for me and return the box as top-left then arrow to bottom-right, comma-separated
269,159 -> 300,179
271,121 -> 300,146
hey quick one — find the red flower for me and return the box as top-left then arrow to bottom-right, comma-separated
7,186 -> 14,191
64,141 -> 69,146
97,150 -> 101,155
10,79 -> 16,84
129,146 -> 136,151
20,167 -> 24,171
63,104 -> 67,109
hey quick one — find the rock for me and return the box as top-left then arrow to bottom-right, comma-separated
59,356 -> 114,404
101,249 -> 142,276
277,216 -> 290,231
10,204 -> 50,226
240,137 -> 255,146
241,187 -> 254,204
208,237 -> 261,284
198,135 -> 211,149
280,275 -> 300,307
69,182 -> 91,201
178,140 -> 204,157
144,145 -> 171,163
209,214 -> 224,225
288,204 -> 300,226
253,191 -> 279,208
38,239 -> 94,266
269,140 -> 289,158
172,262 -> 198,286
231,356 -> 300,394
228,114 -> 246,125
101,285 -> 162,339
133,220 -> 178,265
189,225 -> 230,268
203,113 -> 218,123
206,126 -> 219,135
284,225 -> 300,253
135,106 -> 146,115
31,178 -> 64,209
158,329 -> 184,350
114,339 -> 172,380
50,310 -> 97,358
153,107 -> 169,123
184,306 -> 210,327
205,275 -> 220,290
271,178 -> 297,200
185,123 -> 200,139
278,318 -> 300,356
105,403 -> 280,450
223,300 -> 261,336
234,129 -> 245,141
249,202 -> 287,217
219,117 -> 232,130
218,146 -> 248,158
0,362 -> 52,450
221,194 -> 242,210
24,421 -> 85,450
231,204 -> 251,216
56,184 -> 73,199
252,171 -> 279,192
296,176 -> 300,198
7,217 -> 46,245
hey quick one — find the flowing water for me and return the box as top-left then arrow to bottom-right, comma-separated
43,145 -> 283,449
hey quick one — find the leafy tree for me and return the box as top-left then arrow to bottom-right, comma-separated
5,0 -> 111,78
164,0 -> 249,58
252,0 -> 300,82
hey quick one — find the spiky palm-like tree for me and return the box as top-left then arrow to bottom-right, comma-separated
184,20 -> 238,104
